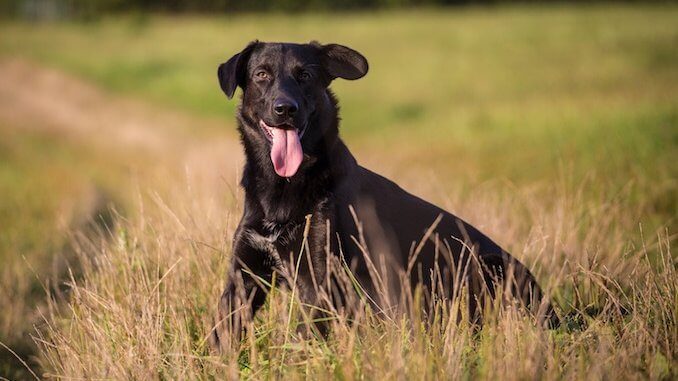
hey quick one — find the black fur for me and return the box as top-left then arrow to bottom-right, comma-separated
210,41 -> 558,351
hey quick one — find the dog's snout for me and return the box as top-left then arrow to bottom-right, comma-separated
273,99 -> 299,117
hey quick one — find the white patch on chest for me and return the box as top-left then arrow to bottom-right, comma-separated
243,228 -> 283,267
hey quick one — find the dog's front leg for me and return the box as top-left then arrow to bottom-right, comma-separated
210,236 -> 278,353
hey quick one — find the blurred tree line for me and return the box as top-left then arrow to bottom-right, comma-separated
0,0 -> 667,19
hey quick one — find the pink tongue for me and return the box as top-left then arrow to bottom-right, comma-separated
270,127 -> 303,177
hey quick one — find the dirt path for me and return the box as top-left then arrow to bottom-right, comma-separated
0,58 -> 243,182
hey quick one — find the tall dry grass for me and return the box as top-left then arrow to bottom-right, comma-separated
1,6 -> 675,377
31,165 -> 675,380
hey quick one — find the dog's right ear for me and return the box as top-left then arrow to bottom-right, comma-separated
218,41 -> 258,99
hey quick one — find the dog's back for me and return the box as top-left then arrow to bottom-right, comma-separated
330,147 -> 558,326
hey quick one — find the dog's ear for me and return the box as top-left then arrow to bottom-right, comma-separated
218,41 -> 258,99
320,43 -> 368,81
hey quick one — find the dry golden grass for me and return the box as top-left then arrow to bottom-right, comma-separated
0,5 -> 675,379
30,164 -> 675,380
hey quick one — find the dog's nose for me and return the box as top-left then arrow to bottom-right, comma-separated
273,99 -> 298,117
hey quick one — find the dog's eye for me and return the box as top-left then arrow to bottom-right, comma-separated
298,71 -> 312,81
255,71 -> 269,80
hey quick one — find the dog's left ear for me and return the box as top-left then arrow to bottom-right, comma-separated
218,41 -> 258,99
320,43 -> 369,81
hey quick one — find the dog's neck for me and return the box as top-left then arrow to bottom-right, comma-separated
236,90 -> 355,229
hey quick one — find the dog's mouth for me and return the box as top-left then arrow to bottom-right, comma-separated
259,120 -> 306,178
259,120 -> 307,141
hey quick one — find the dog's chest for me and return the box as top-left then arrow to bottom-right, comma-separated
263,219 -> 304,248
242,221 -> 304,266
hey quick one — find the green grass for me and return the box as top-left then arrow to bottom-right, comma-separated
1,5 -> 675,211
0,125 -> 137,378
0,126 -> 84,377
0,4 -> 676,379
0,122 -> 156,265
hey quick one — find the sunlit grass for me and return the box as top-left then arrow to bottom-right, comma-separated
34,165 -> 675,380
0,124 -> 147,378
0,4 -> 675,379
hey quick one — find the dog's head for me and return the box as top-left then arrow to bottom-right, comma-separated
218,41 -> 368,178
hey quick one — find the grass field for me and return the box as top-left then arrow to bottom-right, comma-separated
0,4 -> 676,380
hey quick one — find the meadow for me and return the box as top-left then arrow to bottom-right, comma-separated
0,4 -> 676,379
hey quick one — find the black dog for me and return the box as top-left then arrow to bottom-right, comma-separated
211,41 -> 558,350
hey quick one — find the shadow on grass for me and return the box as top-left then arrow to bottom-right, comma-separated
0,188 -> 120,380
